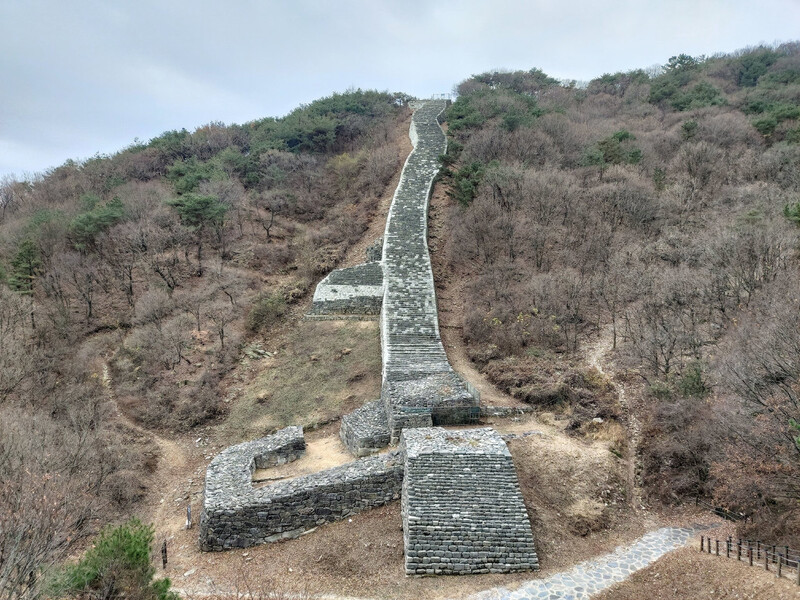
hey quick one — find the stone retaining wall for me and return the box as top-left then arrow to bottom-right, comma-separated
199,427 -> 403,551
308,262 -> 384,318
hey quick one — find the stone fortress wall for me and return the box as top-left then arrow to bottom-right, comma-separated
312,99 -> 480,456
199,426 -> 403,551
379,100 -> 479,443
400,428 -> 539,575
200,101 -> 537,576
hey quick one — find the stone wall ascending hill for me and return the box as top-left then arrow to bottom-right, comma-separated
380,100 -> 479,442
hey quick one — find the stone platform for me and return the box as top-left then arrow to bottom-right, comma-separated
400,427 -> 538,575
339,400 -> 391,456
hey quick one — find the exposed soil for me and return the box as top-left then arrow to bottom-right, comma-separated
252,433 -> 361,485
581,325 -> 646,512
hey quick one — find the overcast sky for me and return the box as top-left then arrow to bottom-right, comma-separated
1,0 -> 798,179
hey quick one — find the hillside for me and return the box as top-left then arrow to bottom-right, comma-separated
0,90 -> 412,598
2,43 -> 800,600
437,43 -> 800,545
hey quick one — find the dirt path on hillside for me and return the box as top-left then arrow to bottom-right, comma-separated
582,326 -> 646,512
101,363 -> 207,545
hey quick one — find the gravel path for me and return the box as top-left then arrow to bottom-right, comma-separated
462,526 -> 708,600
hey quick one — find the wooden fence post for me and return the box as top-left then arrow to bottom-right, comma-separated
765,552 -> 769,572
161,539 -> 167,570
701,536 -> 705,552
726,538 -> 730,558
749,547 -> 753,566
778,554 -> 782,578
773,544 -> 777,563
757,540 -> 761,559
716,539 -> 719,556
738,540 -> 742,561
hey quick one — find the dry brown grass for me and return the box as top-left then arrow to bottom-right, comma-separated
221,320 -> 382,443
594,546 -> 800,600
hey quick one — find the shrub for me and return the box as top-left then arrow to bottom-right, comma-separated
50,518 -> 177,600
166,157 -> 224,194
246,292 -> 286,333
670,81 -> 726,111
783,201 -> 800,225
678,361 -> 709,398
449,161 -> 487,206
7,238 -> 41,293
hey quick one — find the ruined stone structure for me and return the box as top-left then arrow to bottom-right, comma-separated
199,426 -> 402,550
400,427 -> 539,575
308,261 -> 384,319
339,400 -> 390,457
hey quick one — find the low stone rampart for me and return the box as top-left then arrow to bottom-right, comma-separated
199,426 -> 402,551
308,262 -> 384,318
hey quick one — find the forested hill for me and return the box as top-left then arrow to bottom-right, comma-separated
1,42 -> 800,598
439,43 -> 800,544
0,89 -> 411,596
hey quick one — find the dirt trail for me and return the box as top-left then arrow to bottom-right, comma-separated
582,327 -> 645,511
102,363 -> 204,545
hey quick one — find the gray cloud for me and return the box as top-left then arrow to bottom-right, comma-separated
2,0 -> 798,178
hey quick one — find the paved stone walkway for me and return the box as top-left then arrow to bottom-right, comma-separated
463,526 -> 703,600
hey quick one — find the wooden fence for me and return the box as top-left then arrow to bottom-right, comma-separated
700,535 -> 800,585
